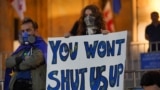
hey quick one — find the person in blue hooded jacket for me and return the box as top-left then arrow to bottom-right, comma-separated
4,17 -> 47,90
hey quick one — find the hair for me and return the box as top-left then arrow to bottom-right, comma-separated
151,11 -> 159,16
150,11 -> 159,19
22,17 -> 38,29
77,4 -> 105,35
140,71 -> 160,88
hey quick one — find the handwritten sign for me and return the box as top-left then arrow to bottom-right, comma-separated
46,31 -> 127,90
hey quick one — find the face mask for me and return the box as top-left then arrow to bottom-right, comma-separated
84,15 -> 98,35
19,31 -> 36,45
84,15 -> 96,27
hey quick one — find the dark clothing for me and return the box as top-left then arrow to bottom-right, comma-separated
70,21 -> 79,36
146,23 -> 160,42
145,23 -> 160,52
13,79 -> 32,90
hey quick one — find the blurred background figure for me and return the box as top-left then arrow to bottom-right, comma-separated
145,11 -> 160,52
140,71 -> 160,90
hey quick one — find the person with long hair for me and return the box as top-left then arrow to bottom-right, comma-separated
77,4 -> 107,35
64,4 -> 108,37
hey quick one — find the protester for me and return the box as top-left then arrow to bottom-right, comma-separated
64,4 -> 109,37
140,70 -> 160,90
145,11 -> 160,52
4,17 -> 47,90
78,4 -> 108,35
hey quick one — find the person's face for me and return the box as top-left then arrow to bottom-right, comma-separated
143,85 -> 160,90
151,13 -> 159,22
20,22 -> 36,35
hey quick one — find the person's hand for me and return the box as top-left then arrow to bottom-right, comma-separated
101,29 -> 110,35
64,33 -> 71,38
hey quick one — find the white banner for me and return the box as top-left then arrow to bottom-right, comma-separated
46,31 -> 127,90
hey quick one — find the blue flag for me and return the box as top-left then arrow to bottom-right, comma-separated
113,0 -> 121,14
4,68 -> 12,90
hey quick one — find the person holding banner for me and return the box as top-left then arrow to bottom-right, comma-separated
64,4 -> 109,37
145,11 -> 160,52
77,4 -> 109,35
4,17 -> 47,90
140,71 -> 160,90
